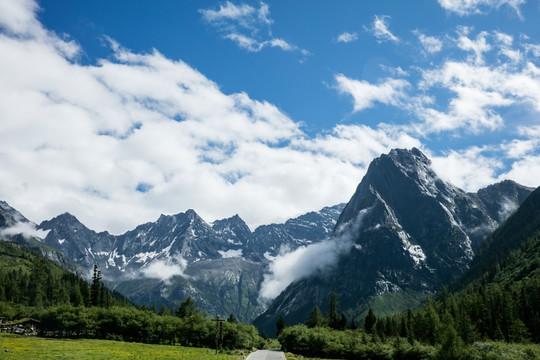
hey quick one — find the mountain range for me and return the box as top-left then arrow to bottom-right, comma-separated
0,148 -> 534,328
1,198 -> 344,322
253,148 -> 533,335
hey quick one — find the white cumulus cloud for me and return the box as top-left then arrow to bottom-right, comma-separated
335,74 -> 409,112
199,1 -> 308,58
414,30 -> 443,54
337,31 -> 358,43
365,15 -> 399,43
437,0 -> 525,16
0,0 -> 407,234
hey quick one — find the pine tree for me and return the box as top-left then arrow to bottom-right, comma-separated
339,313 -> 348,330
176,296 -> 198,318
227,313 -> 237,323
29,256 -> 46,307
306,305 -> 324,328
90,265 -> 102,307
159,304 -> 170,316
364,308 -> 377,334
327,291 -> 340,329
276,315 -> 287,336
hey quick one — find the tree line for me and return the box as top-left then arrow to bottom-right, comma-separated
277,276 -> 540,359
0,242 -> 265,350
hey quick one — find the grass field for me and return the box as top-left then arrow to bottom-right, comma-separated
0,334 -> 248,359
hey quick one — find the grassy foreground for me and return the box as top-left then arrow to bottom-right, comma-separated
0,334 -> 247,360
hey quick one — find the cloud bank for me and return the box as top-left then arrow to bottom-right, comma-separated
259,207 -> 372,300
0,0 -> 415,234
437,0 -> 525,16
0,222 -> 50,240
0,0 -> 539,237
140,257 -> 188,283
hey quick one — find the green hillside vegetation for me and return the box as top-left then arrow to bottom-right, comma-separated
0,241 -> 265,351
455,186 -> 540,289
277,187 -> 540,359
0,241 -> 130,309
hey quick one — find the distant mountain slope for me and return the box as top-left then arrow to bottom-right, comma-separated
0,240 -> 130,308
455,185 -> 540,289
386,187 -> 540,345
0,202 -> 83,275
35,203 -> 345,322
254,148 -> 533,336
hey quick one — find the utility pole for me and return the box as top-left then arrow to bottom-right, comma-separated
212,315 -> 225,354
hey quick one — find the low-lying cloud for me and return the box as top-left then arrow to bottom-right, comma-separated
140,257 -> 188,283
0,222 -> 50,240
259,207 -> 372,301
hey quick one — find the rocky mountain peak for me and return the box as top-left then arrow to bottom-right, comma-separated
0,201 -> 29,227
475,179 -> 535,222
254,148 -> 533,335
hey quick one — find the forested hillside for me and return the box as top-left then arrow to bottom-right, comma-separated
455,186 -> 540,289
277,186 -> 540,359
0,241 -> 129,310
0,240 -> 264,350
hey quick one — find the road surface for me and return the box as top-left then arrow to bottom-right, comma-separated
245,350 -> 286,360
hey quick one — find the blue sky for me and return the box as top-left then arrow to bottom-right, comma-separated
0,0 -> 539,233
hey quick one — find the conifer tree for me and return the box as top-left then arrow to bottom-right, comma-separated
327,291 -> 340,329
90,265 -> 99,306
364,308 -> 377,334
276,315 -> 286,336
227,313 -> 237,323
306,305 -> 324,328
176,296 -> 197,318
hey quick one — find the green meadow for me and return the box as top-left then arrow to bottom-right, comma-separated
0,334 -> 247,360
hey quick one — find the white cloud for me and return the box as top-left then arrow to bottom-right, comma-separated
200,1 -> 308,57
502,138 -> 540,158
293,124 -> 421,166
199,1 -> 272,31
0,0 -> 40,35
525,43 -> 540,57
140,257 -> 187,282
1,0 -> 539,239
430,147 -> 502,191
457,28 -> 491,64
259,206 -> 372,300
414,30 -> 443,54
502,155 -> 540,188
0,222 -> 50,240
337,31 -> 358,43
417,60 -> 540,133
437,0 -> 525,16
335,74 -> 409,112
0,0 -> 403,234
225,32 -> 264,52
365,15 -> 399,43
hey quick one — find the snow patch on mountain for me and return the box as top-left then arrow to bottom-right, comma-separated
398,230 -> 426,267
218,249 -> 243,258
